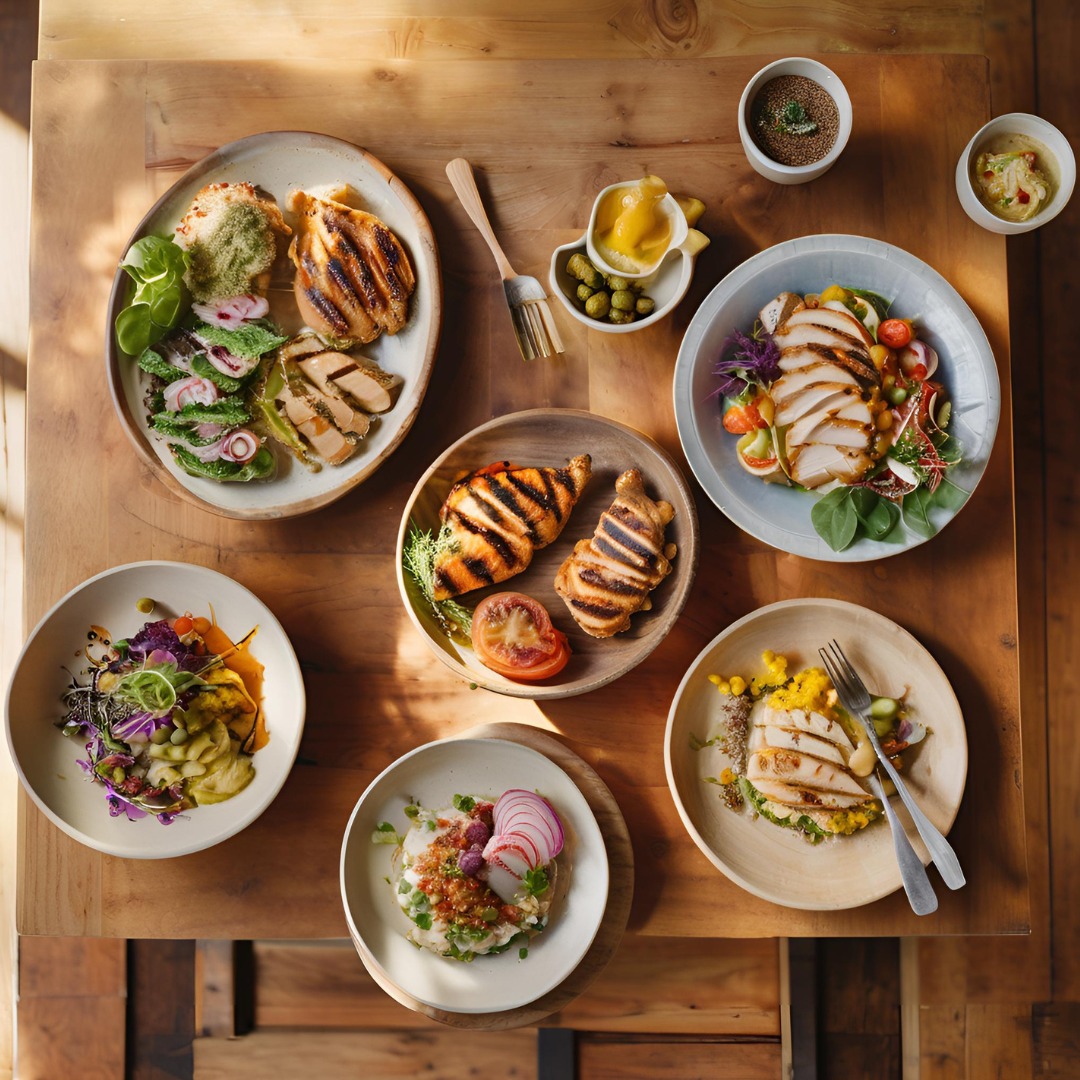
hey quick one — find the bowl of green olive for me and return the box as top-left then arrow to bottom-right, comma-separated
549,238 -> 699,335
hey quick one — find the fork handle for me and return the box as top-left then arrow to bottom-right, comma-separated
445,158 -> 517,281
871,776 -> 938,915
876,751 -> 966,890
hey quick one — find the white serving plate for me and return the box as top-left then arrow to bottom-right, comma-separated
106,130 -> 442,520
673,233 -> 1001,561
340,736 -> 609,1014
5,561 -> 306,859
665,598 -> 967,910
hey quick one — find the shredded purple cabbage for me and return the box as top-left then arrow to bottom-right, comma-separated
126,620 -> 202,672
111,711 -> 171,742
710,328 -> 782,400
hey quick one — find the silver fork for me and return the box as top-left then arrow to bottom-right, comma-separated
819,640 -> 966,891
445,158 -> 565,361
866,768 -> 938,915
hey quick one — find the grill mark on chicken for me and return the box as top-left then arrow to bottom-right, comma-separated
448,510 -> 519,569
554,469 -> 675,638
431,455 -> 592,600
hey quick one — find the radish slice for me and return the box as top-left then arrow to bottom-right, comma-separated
493,790 -> 565,863
483,862 -> 524,905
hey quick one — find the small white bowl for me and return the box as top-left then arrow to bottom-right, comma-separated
738,58 -> 852,185
585,179 -> 689,281
955,112 -> 1075,234
549,235 -> 698,334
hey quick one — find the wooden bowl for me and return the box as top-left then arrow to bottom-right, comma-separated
396,408 -> 700,699
105,130 -> 442,520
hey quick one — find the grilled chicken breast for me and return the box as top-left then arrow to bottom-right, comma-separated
287,190 -> 415,343
554,469 -> 676,639
432,456 -> 592,601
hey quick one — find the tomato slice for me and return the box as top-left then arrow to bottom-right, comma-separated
878,319 -> 913,348
723,400 -> 767,434
471,593 -> 571,681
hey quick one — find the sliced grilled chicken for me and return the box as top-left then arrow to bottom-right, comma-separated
773,385 -> 867,427
747,746 -> 870,798
776,344 -> 878,384
786,404 -> 874,449
432,456 -> 592,601
789,444 -> 875,487
287,190 -> 415,343
297,351 -> 398,413
771,321 -> 873,361
752,724 -> 850,768
754,704 -> 855,751
747,777 -> 872,811
554,469 -> 675,638
279,387 -> 358,465
781,305 -> 875,349
770,363 -> 862,406
758,291 -> 805,334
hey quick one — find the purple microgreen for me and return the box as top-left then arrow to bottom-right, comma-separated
709,326 -> 781,401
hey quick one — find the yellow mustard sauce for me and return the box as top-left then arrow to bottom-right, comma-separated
593,175 -> 673,273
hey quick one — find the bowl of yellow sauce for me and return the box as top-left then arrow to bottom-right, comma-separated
586,176 -> 689,279
955,112 -> 1075,234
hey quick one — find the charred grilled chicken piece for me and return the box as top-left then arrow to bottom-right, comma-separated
432,455 -> 593,601
554,469 -> 676,639
287,190 -> 415,343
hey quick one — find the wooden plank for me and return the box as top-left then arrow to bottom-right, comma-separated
1035,0 -> 1080,1005
16,937 -> 127,1079
964,1004 -> 1034,1080
919,1005 -> 966,1080
193,1029 -> 538,1078
19,54 -> 1027,943
254,936 -> 781,1036
128,940 -> 196,1079
1031,1003 -> 1080,1080
577,1036 -> 781,1079
37,0 -> 986,63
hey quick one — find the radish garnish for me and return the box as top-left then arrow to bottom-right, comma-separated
220,429 -> 260,464
492,789 -> 565,866
192,294 -> 269,328
163,375 -> 219,412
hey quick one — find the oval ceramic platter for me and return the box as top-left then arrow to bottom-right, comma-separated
340,735 -> 609,1014
665,598 -> 967,910
396,408 -> 700,699
4,561 -> 306,859
673,234 -> 1000,561
106,131 -> 442,520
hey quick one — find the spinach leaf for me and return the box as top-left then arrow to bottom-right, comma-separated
811,488 -> 859,552
115,236 -> 190,355
902,486 -> 935,537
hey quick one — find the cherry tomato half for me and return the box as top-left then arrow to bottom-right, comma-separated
878,319 -> 913,349
723,400 -> 767,434
471,593 -> 571,682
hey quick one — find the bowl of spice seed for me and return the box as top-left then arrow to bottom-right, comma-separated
738,58 -> 852,184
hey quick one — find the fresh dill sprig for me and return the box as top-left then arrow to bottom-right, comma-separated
402,523 -> 474,637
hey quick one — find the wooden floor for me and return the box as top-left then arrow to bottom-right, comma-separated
4,0 -> 1079,1076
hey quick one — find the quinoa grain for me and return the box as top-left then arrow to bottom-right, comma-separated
750,74 -> 840,167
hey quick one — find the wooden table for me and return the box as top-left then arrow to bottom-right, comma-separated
19,53 -> 1027,939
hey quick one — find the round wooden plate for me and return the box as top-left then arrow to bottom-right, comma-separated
105,130 -> 442,520
396,408 -> 700,699
345,722 -> 634,1029
665,598 -> 968,910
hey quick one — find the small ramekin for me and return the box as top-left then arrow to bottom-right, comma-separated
954,112 -> 1075,235
737,57 -> 852,185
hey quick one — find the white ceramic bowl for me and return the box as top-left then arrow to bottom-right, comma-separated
954,112 -> 1076,234
664,598 -> 967,910
550,236 -> 698,334
5,561 -> 306,858
738,58 -> 852,185
584,179 -> 689,281
672,234 -> 1001,561
340,735 -> 609,1014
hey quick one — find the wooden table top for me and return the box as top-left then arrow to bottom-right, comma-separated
18,53 -> 1028,938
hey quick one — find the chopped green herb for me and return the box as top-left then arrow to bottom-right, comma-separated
414,912 -> 433,931
519,947 -> 529,959
453,794 -> 476,812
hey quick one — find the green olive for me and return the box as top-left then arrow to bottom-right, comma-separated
608,308 -> 635,324
576,283 -> 595,302
585,291 -> 611,318
566,253 -> 590,280
581,265 -> 605,289
635,296 -> 656,315
608,275 -> 631,291
611,289 -> 635,311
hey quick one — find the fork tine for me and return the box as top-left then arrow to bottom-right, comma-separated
819,642 -> 853,701
829,639 -> 868,697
